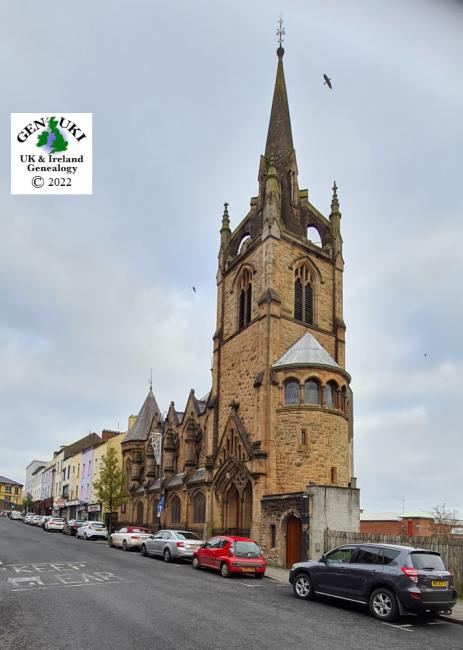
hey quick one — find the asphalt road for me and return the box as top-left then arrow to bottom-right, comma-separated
1,518 -> 462,650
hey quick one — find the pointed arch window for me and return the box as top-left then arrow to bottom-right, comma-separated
192,492 -> 205,523
136,501 -> 144,525
294,265 -> 314,325
304,379 -> 320,405
171,495 -> 181,523
238,268 -> 253,331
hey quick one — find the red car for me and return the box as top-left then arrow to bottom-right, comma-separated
192,535 -> 266,578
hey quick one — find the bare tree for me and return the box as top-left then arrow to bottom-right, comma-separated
432,503 -> 458,536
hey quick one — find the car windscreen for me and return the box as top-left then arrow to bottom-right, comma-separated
176,532 -> 201,540
51,519 -> 64,522
130,528 -> 149,534
233,541 -> 261,557
411,552 -> 446,571
91,523 -> 105,528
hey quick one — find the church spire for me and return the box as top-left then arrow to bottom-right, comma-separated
265,38 -> 294,163
261,20 -> 302,238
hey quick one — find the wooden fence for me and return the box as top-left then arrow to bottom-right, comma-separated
325,529 -> 463,595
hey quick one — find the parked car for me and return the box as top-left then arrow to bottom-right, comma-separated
41,516 -> 52,529
141,529 -> 205,562
45,517 -> 66,532
289,543 -> 458,621
24,513 -> 35,524
76,521 -> 109,540
31,515 -> 41,526
62,519 -> 86,536
109,526 -> 151,551
10,511 -> 24,520
192,535 -> 266,578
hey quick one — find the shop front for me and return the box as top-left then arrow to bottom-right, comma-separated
64,499 -> 81,520
88,503 -> 101,521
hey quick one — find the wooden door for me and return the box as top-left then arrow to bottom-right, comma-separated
286,516 -> 302,568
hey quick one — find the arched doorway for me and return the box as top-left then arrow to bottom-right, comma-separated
286,516 -> 301,568
225,484 -> 239,532
241,482 -> 252,536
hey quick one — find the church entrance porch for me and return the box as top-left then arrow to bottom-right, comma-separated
213,460 -> 253,538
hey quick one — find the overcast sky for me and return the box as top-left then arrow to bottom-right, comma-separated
1,0 -> 462,515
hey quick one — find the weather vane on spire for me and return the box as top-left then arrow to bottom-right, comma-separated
149,369 -> 153,391
277,16 -> 285,48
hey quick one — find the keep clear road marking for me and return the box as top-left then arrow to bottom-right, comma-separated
2,563 -> 130,593
381,622 -> 413,633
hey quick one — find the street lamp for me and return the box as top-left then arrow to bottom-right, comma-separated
150,416 -> 165,525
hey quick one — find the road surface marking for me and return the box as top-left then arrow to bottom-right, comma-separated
381,622 -> 413,632
10,580 -> 133,592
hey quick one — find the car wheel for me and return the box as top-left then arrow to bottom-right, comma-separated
293,573 -> 314,600
369,588 -> 398,622
221,562 -> 231,578
163,548 -> 171,563
192,557 -> 200,569
123,540 -> 128,552
141,544 -> 147,556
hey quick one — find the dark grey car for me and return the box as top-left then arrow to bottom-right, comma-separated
289,543 -> 457,621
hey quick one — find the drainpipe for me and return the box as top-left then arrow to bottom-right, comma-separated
300,494 -> 309,561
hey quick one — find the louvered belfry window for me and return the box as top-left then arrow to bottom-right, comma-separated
294,265 -> 314,325
238,268 -> 253,330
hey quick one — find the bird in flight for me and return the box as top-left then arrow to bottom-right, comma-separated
323,74 -> 332,89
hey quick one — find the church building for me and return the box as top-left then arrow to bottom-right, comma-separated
121,42 -> 359,567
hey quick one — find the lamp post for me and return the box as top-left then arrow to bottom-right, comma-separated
150,416 -> 165,527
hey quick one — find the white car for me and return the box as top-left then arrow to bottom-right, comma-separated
109,526 -> 152,551
24,513 -> 35,524
77,521 -> 108,540
45,517 -> 65,532
10,511 -> 24,520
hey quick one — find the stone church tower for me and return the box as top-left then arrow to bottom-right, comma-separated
121,43 -> 359,567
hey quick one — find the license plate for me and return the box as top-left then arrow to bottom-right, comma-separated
241,568 -> 255,573
431,580 -> 448,588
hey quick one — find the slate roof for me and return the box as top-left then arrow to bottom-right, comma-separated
188,468 -> 206,484
196,400 -> 207,415
123,390 -> 161,443
63,432 -> 102,460
0,475 -> 23,486
148,479 -> 161,491
273,332 -> 341,371
167,472 -> 185,488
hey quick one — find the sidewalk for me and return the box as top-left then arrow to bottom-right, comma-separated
265,566 -> 463,625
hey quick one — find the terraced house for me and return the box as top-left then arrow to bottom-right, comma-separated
121,45 -> 360,567
0,475 -> 23,511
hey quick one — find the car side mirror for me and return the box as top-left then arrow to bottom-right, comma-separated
201,543 -> 207,548
319,554 -> 326,563
149,535 -> 154,539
